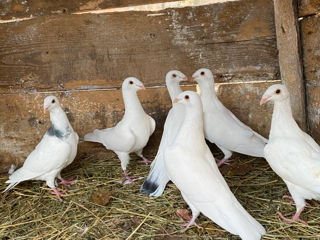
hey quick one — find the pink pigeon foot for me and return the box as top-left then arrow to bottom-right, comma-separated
180,219 -> 203,233
122,170 -> 137,184
138,157 -> 153,164
216,158 -> 234,167
277,209 -> 307,225
51,188 -> 66,201
282,195 -> 311,206
59,177 -> 76,187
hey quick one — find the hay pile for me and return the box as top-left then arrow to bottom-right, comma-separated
1,148 -> 320,239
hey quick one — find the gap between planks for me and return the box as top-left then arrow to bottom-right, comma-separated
0,0 -> 238,24
1,80 -> 281,96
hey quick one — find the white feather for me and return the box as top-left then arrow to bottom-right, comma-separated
140,70 -> 186,196
164,91 -> 265,239
3,96 -> 79,192
262,84 -> 320,216
84,77 -> 155,173
193,68 -> 267,160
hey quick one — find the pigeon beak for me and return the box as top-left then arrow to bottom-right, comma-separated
191,76 -> 196,81
182,76 -> 188,81
44,106 -> 49,113
260,97 -> 270,106
173,97 -> 181,103
138,84 -> 146,90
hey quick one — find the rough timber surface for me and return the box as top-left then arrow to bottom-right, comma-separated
300,14 -> 320,140
0,0 -> 178,20
0,81 -> 276,173
0,0 -> 278,94
273,0 -> 306,130
299,0 -> 320,17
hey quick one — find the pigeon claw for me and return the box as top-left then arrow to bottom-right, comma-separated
51,188 -> 66,201
122,170 -> 137,184
277,211 -> 308,225
138,157 -> 153,165
180,220 -> 203,233
59,178 -> 76,187
216,158 -> 234,167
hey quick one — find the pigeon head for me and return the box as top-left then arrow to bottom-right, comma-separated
44,96 -> 60,113
260,84 -> 289,105
123,77 -> 145,91
191,68 -> 214,84
173,91 -> 201,108
166,70 -> 188,85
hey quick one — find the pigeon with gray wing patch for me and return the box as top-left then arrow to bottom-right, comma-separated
3,96 -> 79,201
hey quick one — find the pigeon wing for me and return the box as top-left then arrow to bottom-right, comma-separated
6,134 -> 71,183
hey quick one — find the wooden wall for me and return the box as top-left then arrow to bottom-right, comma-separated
0,0 -> 279,172
299,0 -> 320,140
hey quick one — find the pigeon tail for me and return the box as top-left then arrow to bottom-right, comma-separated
83,130 -> 102,144
140,154 -> 169,197
3,182 -> 20,193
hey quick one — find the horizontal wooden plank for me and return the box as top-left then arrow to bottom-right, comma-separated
299,0 -> 320,17
306,85 -> 320,142
0,80 -> 277,172
0,0 -> 278,94
300,14 -> 320,85
0,0 -> 178,20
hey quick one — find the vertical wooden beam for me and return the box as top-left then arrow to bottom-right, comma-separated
273,0 -> 307,129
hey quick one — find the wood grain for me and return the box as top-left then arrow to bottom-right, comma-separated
0,0 -> 178,20
300,14 -> 320,85
306,86 -> 320,141
299,0 -> 320,17
273,0 -> 306,129
300,14 -> 320,140
0,81 -> 277,172
0,0 -> 278,94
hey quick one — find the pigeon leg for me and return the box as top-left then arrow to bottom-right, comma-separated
277,209 -> 307,225
136,149 -> 153,164
122,170 -> 136,184
216,158 -> 234,167
51,187 -> 66,201
282,195 -> 311,206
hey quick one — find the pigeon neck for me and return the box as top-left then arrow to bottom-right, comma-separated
49,107 -> 71,133
198,81 -> 218,104
122,89 -> 145,116
270,97 -> 301,139
167,81 -> 182,101
174,105 -> 206,148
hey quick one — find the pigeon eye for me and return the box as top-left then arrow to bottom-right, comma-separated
200,71 -> 205,76
172,74 -> 177,78
129,81 -> 133,85
184,95 -> 190,100
275,89 -> 281,94
51,99 -> 55,104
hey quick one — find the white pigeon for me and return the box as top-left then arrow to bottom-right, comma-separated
192,68 -> 268,166
261,84 -> 320,224
164,91 -> 266,239
84,77 -> 155,183
3,96 -> 79,201
140,70 -> 187,196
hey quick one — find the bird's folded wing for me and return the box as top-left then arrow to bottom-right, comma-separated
165,146 -> 264,236
148,115 -> 156,136
95,126 -> 136,152
266,138 -> 320,192
7,135 -> 71,182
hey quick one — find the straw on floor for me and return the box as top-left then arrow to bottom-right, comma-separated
1,148 -> 320,239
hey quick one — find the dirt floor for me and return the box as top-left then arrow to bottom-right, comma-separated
1,146 -> 320,239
